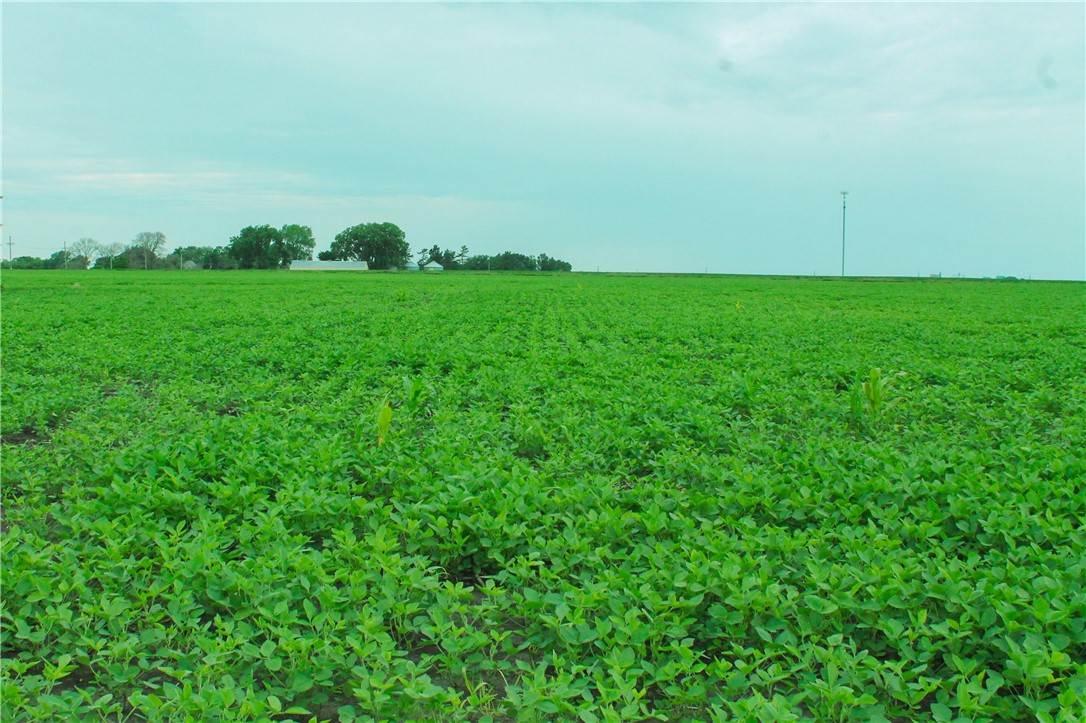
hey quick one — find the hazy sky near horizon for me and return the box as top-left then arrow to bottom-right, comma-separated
3,2 -> 1084,278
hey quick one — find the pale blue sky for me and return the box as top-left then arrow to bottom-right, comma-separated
3,2 -> 1084,278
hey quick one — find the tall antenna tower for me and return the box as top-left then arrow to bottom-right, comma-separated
840,191 -> 849,277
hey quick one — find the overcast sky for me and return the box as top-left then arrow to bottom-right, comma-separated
3,2 -> 1083,278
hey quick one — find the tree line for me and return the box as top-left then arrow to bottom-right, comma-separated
317,224 -> 571,271
1,222 -> 572,272
2,227 -> 315,271
408,245 -> 572,272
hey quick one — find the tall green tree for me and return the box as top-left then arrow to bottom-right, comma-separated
328,222 -> 408,269
227,225 -> 284,269
280,224 -> 316,264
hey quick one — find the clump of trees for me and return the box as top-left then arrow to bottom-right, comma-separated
2,221 -> 573,272
5,256 -> 49,270
4,226 -> 317,271
319,223 -> 410,269
87,233 -> 238,271
416,245 -> 469,269
459,251 -> 572,271
414,245 -> 572,271
227,224 -> 316,269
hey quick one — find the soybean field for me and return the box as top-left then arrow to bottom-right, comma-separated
1,271 -> 1084,722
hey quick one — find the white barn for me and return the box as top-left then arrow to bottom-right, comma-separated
290,260 -> 369,271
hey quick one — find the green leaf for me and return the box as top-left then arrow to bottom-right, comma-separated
291,672 -> 314,693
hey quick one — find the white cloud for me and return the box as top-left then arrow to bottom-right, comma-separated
52,168 -> 312,197
708,3 -> 1083,118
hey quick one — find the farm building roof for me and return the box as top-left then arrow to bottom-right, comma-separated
290,261 -> 369,271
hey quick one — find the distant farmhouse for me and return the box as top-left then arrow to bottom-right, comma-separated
290,261 -> 369,271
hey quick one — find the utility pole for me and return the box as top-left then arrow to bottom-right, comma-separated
840,191 -> 849,277
64,241 -> 69,270
6,236 -> 12,265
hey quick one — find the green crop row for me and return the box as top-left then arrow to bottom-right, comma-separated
2,271 -> 1084,721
